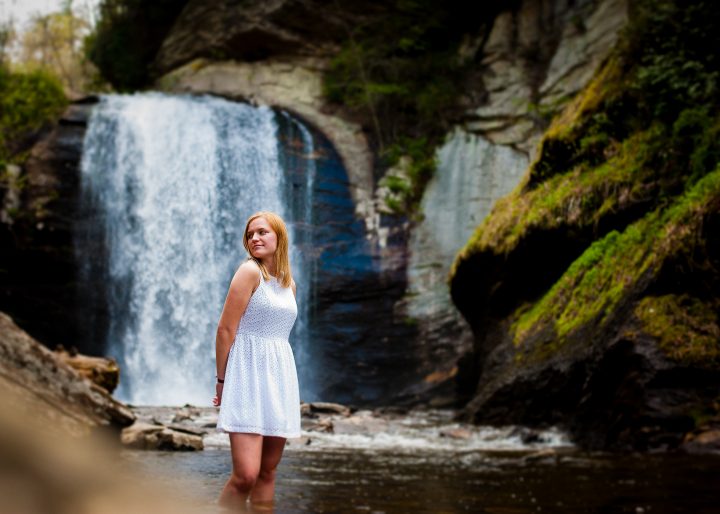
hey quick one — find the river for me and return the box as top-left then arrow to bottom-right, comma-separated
118,406 -> 720,514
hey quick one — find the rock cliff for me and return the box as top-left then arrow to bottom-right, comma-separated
399,0 -> 628,401
450,0 -> 720,450
147,0 -> 629,405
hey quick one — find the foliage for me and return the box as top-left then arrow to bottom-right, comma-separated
622,1 -> 720,122
0,20 -> 13,65
379,136 -> 438,215
323,0 -> 499,216
0,66 -> 67,165
13,9 -> 98,95
85,0 -> 189,91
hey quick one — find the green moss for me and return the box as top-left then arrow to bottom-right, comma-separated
510,167 -> 720,355
635,295 -> 720,366
383,174 -> 412,195
526,57 -> 627,185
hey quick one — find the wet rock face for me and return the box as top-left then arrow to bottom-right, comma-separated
0,100 -> 98,354
400,130 -> 530,402
277,116 -> 421,405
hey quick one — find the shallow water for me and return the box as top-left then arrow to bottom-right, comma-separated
122,448 -> 720,514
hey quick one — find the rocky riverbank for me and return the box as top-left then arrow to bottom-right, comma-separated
120,401 -> 574,458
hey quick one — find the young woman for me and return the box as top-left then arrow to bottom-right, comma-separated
213,211 -> 300,511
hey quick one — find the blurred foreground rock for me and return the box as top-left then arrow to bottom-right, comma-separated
0,316 -> 204,514
0,312 -> 134,437
0,393 -> 206,514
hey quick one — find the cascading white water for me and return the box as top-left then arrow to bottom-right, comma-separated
79,92 -> 313,406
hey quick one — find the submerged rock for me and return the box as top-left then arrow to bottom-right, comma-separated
680,425 -> 720,454
332,411 -> 389,435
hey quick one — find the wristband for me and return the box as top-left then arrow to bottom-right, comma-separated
217,377 -> 225,383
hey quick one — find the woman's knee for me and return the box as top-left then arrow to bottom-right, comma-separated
257,464 -> 277,483
229,470 -> 258,492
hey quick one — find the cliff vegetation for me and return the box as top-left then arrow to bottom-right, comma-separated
0,66 -> 66,175
322,0 -> 499,215
85,0 -> 189,91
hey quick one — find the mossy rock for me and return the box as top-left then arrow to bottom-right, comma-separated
510,168 -> 720,359
634,294 -> 720,367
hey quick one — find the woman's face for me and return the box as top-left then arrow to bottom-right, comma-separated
246,217 -> 278,261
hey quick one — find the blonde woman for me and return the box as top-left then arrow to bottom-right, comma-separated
213,211 -> 300,511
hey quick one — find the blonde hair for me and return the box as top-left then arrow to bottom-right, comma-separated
242,211 -> 293,288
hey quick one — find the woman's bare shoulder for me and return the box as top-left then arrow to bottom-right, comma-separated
232,259 -> 261,289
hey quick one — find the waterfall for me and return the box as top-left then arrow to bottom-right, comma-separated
78,92 -> 314,406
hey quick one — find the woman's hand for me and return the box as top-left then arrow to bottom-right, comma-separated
212,383 -> 224,406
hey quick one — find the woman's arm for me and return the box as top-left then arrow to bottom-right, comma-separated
213,261 -> 260,406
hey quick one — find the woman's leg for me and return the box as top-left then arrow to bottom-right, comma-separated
218,433 -> 263,510
248,436 -> 287,507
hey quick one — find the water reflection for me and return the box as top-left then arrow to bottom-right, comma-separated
121,446 -> 720,514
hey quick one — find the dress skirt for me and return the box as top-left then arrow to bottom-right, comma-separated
216,332 -> 301,438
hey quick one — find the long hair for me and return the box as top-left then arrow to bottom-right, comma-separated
242,211 -> 293,288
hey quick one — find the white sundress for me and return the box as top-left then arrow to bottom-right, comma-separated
215,273 -> 301,438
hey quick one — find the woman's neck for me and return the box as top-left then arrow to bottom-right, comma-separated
261,257 -> 277,277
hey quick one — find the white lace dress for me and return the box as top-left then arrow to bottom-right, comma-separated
215,274 -> 301,438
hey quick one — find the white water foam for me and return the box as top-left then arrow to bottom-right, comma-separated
202,409 -> 574,453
